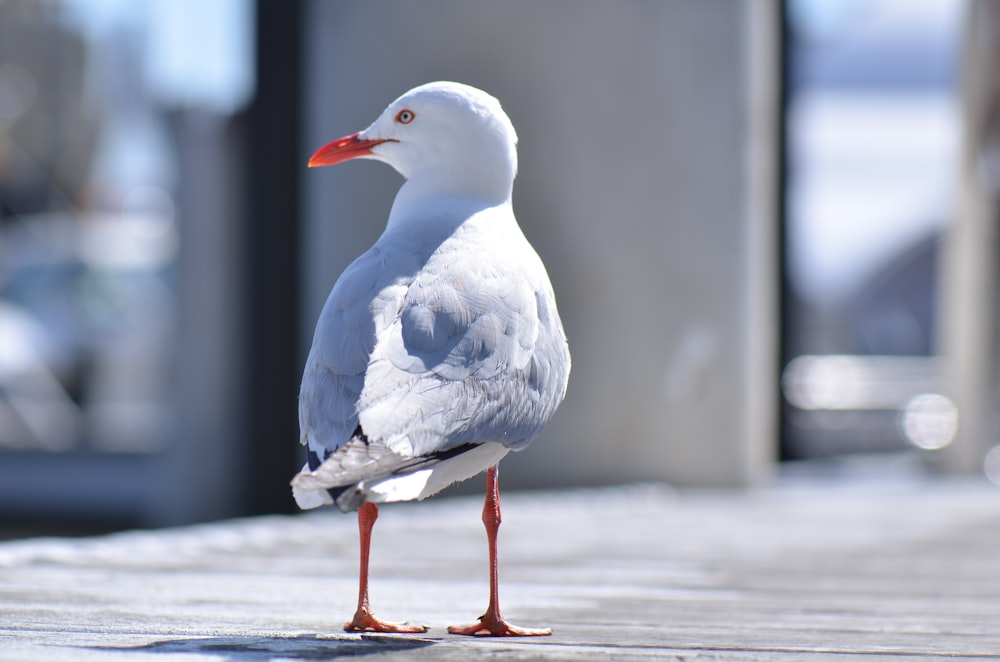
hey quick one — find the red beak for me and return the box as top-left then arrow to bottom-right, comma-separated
308,132 -> 394,167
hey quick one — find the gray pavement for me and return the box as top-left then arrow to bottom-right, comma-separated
3,479 -> 1000,660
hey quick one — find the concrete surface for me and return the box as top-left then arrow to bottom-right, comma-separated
3,477 -> 1000,660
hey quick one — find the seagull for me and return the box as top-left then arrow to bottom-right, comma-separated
291,81 -> 570,637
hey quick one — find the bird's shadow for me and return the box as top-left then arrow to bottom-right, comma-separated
87,633 -> 437,660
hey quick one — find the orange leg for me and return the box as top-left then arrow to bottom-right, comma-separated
344,502 -> 428,633
448,466 -> 552,637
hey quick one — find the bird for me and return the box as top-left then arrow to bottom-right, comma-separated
291,81 -> 570,637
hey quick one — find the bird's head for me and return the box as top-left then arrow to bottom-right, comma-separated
309,81 -> 518,205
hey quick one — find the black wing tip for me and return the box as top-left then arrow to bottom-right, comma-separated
307,433 -> 484,512
390,441 -> 481,476
307,448 -> 323,471
330,484 -> 366,512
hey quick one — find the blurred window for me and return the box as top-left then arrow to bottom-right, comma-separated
0,0 -> 251,524
782,0 -> 963,458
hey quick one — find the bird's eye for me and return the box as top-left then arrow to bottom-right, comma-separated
395,109 -> 415,124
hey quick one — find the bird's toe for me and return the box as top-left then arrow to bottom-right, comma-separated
447,616 -> 551,637
344,608 -> 428,634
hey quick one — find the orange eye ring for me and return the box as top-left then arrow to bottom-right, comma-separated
395,109 -> 415,124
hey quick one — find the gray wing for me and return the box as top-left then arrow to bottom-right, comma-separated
297,244 -> 413,461
298,236 -> 569,471
358,244 -> 568,456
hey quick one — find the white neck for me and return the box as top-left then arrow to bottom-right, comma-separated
386,186 -> 511,233
387,161 -> 513,228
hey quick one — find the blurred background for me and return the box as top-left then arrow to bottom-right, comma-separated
0,0 -> 996,534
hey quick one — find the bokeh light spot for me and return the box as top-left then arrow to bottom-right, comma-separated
899,393 -> 958,450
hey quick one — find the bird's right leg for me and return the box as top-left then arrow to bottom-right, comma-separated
344,502 -> 428,633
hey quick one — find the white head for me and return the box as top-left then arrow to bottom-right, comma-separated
309,81 -> 519,206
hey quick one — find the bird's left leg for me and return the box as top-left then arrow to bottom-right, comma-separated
344,502 -> 428,633
448,465 -> 552,637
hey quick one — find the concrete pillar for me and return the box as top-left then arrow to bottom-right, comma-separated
156,112 -> 246,525
302,1 -> 780,488
938,0 -> 1000,475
